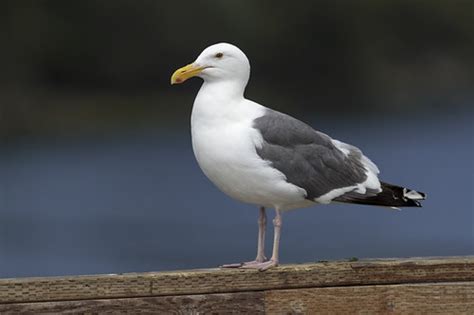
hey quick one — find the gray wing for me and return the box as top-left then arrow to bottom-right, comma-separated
253,109 -> 368,200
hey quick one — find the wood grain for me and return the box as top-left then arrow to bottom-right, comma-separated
0,291 -> 265,314
1,282 -> 472,314
265,282 -> 474,314
0,256 -> 473,314
0,256 -> 472,303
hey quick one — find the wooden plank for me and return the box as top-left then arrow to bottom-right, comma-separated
1,282 -> 471,314
0,256 -> 473,303
0,291 -> 265,314
265,282 -> 474,315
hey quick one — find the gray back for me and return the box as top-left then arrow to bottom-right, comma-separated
253,109 -> 367,199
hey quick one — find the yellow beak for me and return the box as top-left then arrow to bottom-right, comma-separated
170,63 -> 204,85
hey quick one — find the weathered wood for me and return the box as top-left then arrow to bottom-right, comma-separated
0,256 -> 473,314
265,282 -> 474,314
0,292 -> 265,314
0,256 -> 472,304
1,282 -> 472,314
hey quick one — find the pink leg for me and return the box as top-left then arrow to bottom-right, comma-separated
222,208 -> 282,271
221,207 -> 267,268
244,209 -> 281,271
255,206 -> 267,262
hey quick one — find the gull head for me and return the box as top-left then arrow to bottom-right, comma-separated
171,43 -> 250,85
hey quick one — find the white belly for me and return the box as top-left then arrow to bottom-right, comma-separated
191,110 -> 308,210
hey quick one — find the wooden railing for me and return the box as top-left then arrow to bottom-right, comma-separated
1,256 -> 473,313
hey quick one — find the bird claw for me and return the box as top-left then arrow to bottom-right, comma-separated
220,262 -> 244,268
220,259 -> 278,271
247,259 -> 278,271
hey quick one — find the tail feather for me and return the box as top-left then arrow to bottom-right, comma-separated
335,182 -> 426,207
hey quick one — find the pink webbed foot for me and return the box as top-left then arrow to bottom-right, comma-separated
241,259 -> 278,271
220,259 -> 278,271
220,257 -> 267,269
220,262 -> 245,268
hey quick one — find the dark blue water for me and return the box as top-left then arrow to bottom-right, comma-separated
1,112 -> 473,278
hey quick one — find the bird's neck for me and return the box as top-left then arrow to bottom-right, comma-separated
192,80 -> 253,125
197,80 -> 246,105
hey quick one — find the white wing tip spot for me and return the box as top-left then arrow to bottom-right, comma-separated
403,188 -> 426,200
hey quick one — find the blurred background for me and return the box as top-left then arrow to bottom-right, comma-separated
1,0 -> 473,278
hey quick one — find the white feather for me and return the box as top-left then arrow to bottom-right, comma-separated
188,43 -> 385,209
192,89 -> 309,210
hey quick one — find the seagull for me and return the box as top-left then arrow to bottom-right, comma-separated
171,43 -> 426,271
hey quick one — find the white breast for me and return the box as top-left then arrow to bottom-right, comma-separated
190,96 -> 308,210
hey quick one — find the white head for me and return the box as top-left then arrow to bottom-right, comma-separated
171,43 -> 250,86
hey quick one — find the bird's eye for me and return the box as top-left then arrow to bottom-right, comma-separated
215,52 -> 223,59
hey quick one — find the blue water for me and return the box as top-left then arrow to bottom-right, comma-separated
1,112 -> 473,278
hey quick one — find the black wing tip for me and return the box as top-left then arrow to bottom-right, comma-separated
334,182 -> 426,208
